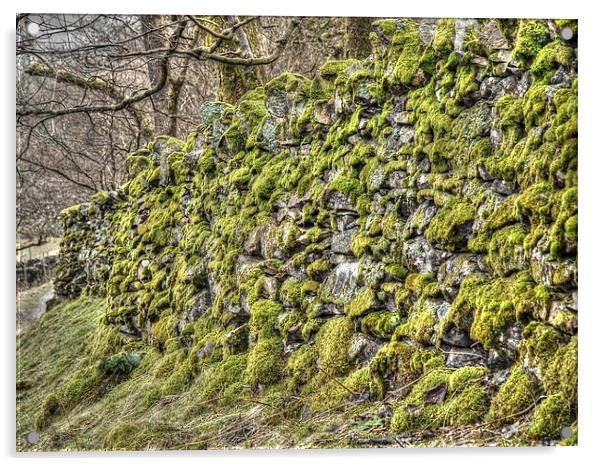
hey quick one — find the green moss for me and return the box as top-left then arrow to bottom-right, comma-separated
197,354 -> 248,402
487,366 -> 542,423
531,40 -> 574,78
306,258 -> 330,279
391,366 -> 490,433
319,59 -> 358,80
386,19 -> 422,87
347,287 -> 376,317
368,342 -> 418,399
286,345 -> 318,390
487,224 -> 527,277
432,19 -> 456,55
245,336 -> 284,386
249,299 -> 283,338
360,311 -> 401,339
315,317 -> 354,376
540,336 -> 578,407
455,65 -> 478,98
441,272 -> 540,350
279,277 -> 303,307
393,301 -> 437,345
513,20 -> 550,66
528,393 -> 572,440
425,199 -> 476,250
444,384 -> 489,426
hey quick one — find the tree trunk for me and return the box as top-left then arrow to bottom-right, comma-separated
344,17 -> 374,59
215,16 -> 263,104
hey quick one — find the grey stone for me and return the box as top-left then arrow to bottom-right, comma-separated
324,190 -> 356,212
349,333 -> 384,366
321,261 -> 360,304
310,303 -> 344,316
446,348 -> 486,368
402,236 -> 451,274
266,92 -> 291,118
438,254 -> 487,300
492,179 -> 517,195
243,226 -> 263,255
440,326 -> 473,347
385,170 -> 407,189
332,227 -> 358,254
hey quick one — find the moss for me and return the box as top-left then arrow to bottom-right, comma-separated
393,301 -> 437,345
328,173 -> 361,203
442,384 -> 489,427
425,199 -> 476,251
245,336 -> 284,387
360,311 -> 401,339
346,287 -> 376,317
455,65 -> 478,98
531,40 -> 574,78
249,299 -> 283,338
368,342 -> 418,399
487,366 -> 542,423
528,393 -> 572,440
432,19 -> 456,55
306,258 -> 330,279
540,336 -> 578,407
513,20 -> 550,66
441,272 -> 540,350
197,354 -> 248,402
386,19 -> 422,87
487,224 -> 527,277
496,95 -> 524,127
279,277 -> 303,307
319,59 -> 358,80
315,317 -> 354,376
390,366 -> 489,433
286,345 -> 318,390
448,366 -> 488,392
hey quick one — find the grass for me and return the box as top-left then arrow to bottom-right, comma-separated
16,297 -> 535,451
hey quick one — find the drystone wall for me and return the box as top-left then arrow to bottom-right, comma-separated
54,18 -> 578,439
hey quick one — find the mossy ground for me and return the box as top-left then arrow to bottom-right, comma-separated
17,298 -> 551,450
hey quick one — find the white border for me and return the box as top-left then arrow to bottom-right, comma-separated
3,1 -> 599,465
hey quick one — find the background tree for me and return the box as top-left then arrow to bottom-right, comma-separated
16,14 -> 376,247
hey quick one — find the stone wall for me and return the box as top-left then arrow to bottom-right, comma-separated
54,18 -> 578,439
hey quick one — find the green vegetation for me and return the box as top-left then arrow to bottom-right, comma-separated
31,17 -> 577,450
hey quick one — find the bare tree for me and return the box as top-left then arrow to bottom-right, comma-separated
16,14 -> 372,244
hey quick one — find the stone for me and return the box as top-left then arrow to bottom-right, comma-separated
324,190 -> 356,212
348,333 -> 384,366
438,254 -> 487,300
404,201 -> 437,237
440,326 -> 473,347
316,303 -> 346,317
243,226 -> 263,255
402,236 -> 451,274
224,324 -> 249,355
331,228 -> 358,255
320,261 -> 360,305
385,170 -> 407,189
266,92 -> 291,118
446,348 -> 486,368
196,341 -> 216,360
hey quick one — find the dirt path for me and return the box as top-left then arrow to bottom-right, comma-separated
16,282 -> 54,335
